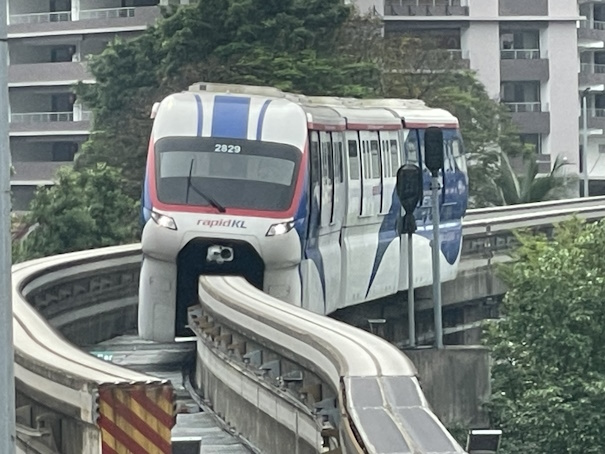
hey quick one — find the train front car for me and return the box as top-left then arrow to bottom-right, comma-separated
139,84 -> 308,341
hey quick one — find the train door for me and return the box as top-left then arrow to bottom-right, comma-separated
344,131 -> 362,223
340,130 -> 367,306
319,132 -> 333,228
331,132 -> 346,229
441,132 -> 456,222
359,131 -> 381,217
301,131 -> 325,313
379,131 -> 400,214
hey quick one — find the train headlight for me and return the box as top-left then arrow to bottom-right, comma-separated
266,221 -> 295,237
151,211 -> 177,230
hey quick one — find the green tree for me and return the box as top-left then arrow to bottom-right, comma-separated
75,0 -> 380,199
13,164 -> 139,262
485,218 -> 605,453
370,32 -> 530,207
488,153 -> 574,205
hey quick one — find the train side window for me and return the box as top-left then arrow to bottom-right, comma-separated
326,141 -> 334,183
337,141 -> 344,183
309,132 -> 321,210
452,137 -> 467,173
444,139 -> 454,172
361,140 -> 370,180
381,140 -> 391,178
332,134 -> 344,183
405,132 -> 419,164
390,139 -> 400,175
370,140 -> 380,179
348,140 -> 360,180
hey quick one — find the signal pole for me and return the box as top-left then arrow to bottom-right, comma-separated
423,127 -> 445,349
396,164 -> 422,348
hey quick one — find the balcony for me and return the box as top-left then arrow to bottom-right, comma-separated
580,63 -> 605,88
503,102 -> 550,134
500,49 -> 541,60
10,161 -> 71,185
9,62 -> 92,87
384,0 -> 468,17
9,110 -> 92,136
8,6 -> 160,36
9,11 -> 71,24
500,50 -> 549,83
578,20 -> 605,49
499,0 -> 548,16
503,102 -> 541,113
80,7 -> 135,20
581,108 -> 605,133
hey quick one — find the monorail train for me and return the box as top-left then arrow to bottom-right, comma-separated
139,82 -> 468,342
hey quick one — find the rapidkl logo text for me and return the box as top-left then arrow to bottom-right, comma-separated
198,219 -> 247,229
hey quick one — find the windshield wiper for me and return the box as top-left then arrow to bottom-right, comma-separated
186,159 -> 226,213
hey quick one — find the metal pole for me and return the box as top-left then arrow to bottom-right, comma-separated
407,232 -> 415,347
431,176 -> 443,349
582,92 -> 590,197
0,0 -> 16,451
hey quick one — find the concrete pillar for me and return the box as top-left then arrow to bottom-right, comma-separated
71,0 -> 79,21
462,23 -> 501,99
73,102 -> 82,122
541,22 -> 580,172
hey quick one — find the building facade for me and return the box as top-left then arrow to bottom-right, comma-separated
579,0 -> 605,194
6,0 -> 191,211
355,0 -> 582,185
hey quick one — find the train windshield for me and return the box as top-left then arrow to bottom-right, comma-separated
155,137 -> 301,211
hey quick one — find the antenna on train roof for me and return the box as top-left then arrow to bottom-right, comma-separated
188,82 -> 286,98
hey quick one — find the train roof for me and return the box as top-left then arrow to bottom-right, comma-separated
181,82 -> 458,130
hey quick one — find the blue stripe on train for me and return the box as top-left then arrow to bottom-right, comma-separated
211,95 -> 250,139
366,190 -> 399,297
256,100 -> 272,140
193,93 -> 203,136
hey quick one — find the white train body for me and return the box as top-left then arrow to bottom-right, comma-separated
139,83 -> 468,341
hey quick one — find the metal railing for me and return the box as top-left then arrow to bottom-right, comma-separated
503,101 -> 542,113
11,112 -> 73,124
590,108 -> 605,117
10,111 -> 92,124
443,49 -> 469,60
9,11 -> 71,24
79,7 -> 135,20
579,19 -> 605,30
387,0 -> 462,5
500,49 -> 541,60
581,62 -> 605,74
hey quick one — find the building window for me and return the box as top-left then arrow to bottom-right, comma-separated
501,81 -> 541,112
500,30 -> 540,59
520,134 -> 542,154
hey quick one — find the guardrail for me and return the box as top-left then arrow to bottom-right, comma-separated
12,245 -> 175,454
191,276 -> 466,453
462,197 -> 605,258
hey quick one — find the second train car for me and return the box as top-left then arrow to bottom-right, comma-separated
139,82 -> 468,341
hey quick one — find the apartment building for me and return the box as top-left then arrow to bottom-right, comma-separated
579,0 -> 605,194
7,0 -> 192,211
355,0 -> 581,187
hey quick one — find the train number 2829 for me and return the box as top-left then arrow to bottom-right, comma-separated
214,144 -> 241,153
